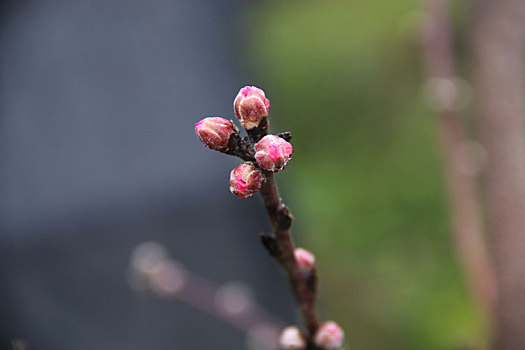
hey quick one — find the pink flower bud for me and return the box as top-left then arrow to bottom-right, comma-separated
314,321 -> 345,350
294,248 -> 315,272
195,117 -> 236,151
229,162 -> 263,198
278,326 -> 306,350
234,86 -> 270,130
255,135 -> 293,172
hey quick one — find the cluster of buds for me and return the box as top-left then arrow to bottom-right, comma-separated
195,86 -> 345,349
195,86 -> 293,198
278,321 -> 345,350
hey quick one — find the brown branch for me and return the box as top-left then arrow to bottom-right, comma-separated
196,101 -> 332,348
222,125 -> 322,346
420,0 -> 497,331
128,242 -> 286,349
259,172 -> 320,343
471,0 -> 525,348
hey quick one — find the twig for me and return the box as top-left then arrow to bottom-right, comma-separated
254,124 -> 320,342
195,87 -> 344,349
259,172 -> 320,339
128,242 -> 285,349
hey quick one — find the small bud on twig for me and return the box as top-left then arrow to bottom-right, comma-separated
234,86 -> 270,130
294,248 -> 315,273
195,117 -> 236,151
255,135 -> 293,172
261,234 -> 281,257
278,326 -> 306,350
229,162 -> 264,198
314,321 -> 345,350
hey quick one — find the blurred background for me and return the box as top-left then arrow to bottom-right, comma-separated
2,0 -> 525,349
242,1 -> 483,350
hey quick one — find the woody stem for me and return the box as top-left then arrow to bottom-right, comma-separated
259,172 -> 320,342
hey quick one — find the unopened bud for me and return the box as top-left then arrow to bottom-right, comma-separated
229,162 -> 264,198
234,86 -> 270,130
195,117 -> 236,151
278,326 -> 306,350
314,321 -> 345,350
255,135 -> 293,172
294,248 -> 315,272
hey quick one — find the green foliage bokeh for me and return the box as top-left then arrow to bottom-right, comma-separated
240,0 -> 486,349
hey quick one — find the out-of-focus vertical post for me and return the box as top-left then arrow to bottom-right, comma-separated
421,0 -> 497,334
471,0 -> 525,348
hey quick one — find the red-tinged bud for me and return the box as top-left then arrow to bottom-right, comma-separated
229,162 -> 263,198
234,86 -> 270,130
278,326 -> 306,350
314,321 -> 345,350
195,117 -> 236,152
255,135 -> 293,172
294,248 -> 315,272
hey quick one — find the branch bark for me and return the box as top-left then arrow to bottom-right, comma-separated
259,172 -> 320,343
471,0 -> 525,348
420,0 -> 497,330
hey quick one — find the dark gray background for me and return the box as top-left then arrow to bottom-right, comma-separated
0,0 -> 295,348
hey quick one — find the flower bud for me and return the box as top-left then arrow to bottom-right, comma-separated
314,321 -> 345,350
255,135 -> 293,172
234,86 -> 270,130
294,248 -> 315,273
229,162 -> 264,198
278,326 -> 306,350
195,117 -> 236,151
